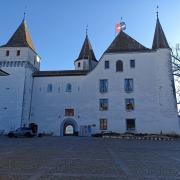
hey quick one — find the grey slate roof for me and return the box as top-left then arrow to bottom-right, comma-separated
105,31 -> 149,53
33,70 -> 89,77
75,35 -> 97,62
0,69 -> 9,76
1,20 -> 36,51
152,17 -> 170,49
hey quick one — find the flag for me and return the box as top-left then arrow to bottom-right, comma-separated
116,22 -> 126,34
120,22 -> 126,31
116,23 -> 121,33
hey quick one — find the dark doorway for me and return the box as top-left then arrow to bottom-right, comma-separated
60,118 -> 78,136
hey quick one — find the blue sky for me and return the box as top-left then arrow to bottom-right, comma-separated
0,0 -> 179,70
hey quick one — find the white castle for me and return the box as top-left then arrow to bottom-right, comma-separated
0,15 -> 180,136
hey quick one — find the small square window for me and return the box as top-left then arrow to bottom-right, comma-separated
6,50 -> 9,56
100,119 -> 107,130
126,119 -> 135,131
130,60 -> 135,68
17,50 -> 20,56
105,61 -> 109,69
99,99 -> 108,111
125,98 -> 134,110
65,109 -> 74,116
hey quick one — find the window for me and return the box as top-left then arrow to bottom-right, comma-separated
116,60 -> 123,72
78,62 -> 81,67
6,50 -> 9,56
124,79 -> 133,92
130,60 -> 135,68
105,61 -> 109,69
65,109 -> 74,116
126,119 -> 135,131
47,84 -> 52,93
99,79 -> 108,93
125,98 -> 134,110
66,83 -> 72,92
100,119 -> 107,130
99,99 -> 108,111
17,50 -> 20,56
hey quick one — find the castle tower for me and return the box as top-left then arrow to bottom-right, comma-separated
151,14 -> 179,132
74,35 -> 98,71
0,19 -> 40,131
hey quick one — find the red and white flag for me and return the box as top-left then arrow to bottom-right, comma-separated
116,23 -> 121,33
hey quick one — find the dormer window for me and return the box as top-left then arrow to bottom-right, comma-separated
17,50 -> 20,56
6,50 -> 9,57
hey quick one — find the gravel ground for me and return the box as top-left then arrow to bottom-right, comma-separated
0,136 -> 180,180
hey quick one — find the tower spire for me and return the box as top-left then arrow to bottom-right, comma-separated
1,19 -> 36,51
152,9 -> 169,49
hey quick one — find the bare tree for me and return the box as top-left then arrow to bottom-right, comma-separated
171,44 -> 180,113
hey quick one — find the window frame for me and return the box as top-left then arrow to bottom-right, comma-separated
116,60 -> 123,72
99,79 -> 108,93
99,98 -> 108,111
125,98 -> 135,111
130,60 -> 135,68
104,61 -> 109,69
124,79 -> 134,92
100,119 -> 107,130
65,109 -> 74,116
126,119 -> 136,131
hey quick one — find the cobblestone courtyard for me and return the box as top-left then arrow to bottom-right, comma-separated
0,137 -> 180,180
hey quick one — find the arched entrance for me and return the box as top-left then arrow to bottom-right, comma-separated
60,118 -> 78,136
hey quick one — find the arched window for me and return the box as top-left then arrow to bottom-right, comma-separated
66,83 -> 72,92
116,60 -> 123,72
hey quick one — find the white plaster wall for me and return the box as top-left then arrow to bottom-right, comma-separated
0,47 -> 38,132
31,50 -> 180,135
74,59 -> 97,70
0,67 -> 25,132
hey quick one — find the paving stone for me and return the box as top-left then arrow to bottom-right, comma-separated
0,137 -> 179,180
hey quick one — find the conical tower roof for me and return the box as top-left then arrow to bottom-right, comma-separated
1,19 -> 36,51
75,35 -> 97,61
152,17 -> 169,49
105,31 -> 149,53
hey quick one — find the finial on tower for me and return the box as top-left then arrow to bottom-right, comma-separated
86,25 -> 88,36
120,17 -> 123,23
23,5 -> 27,21
156,5 -> 159,18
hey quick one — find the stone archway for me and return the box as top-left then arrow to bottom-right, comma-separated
60,118 -> 78,136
